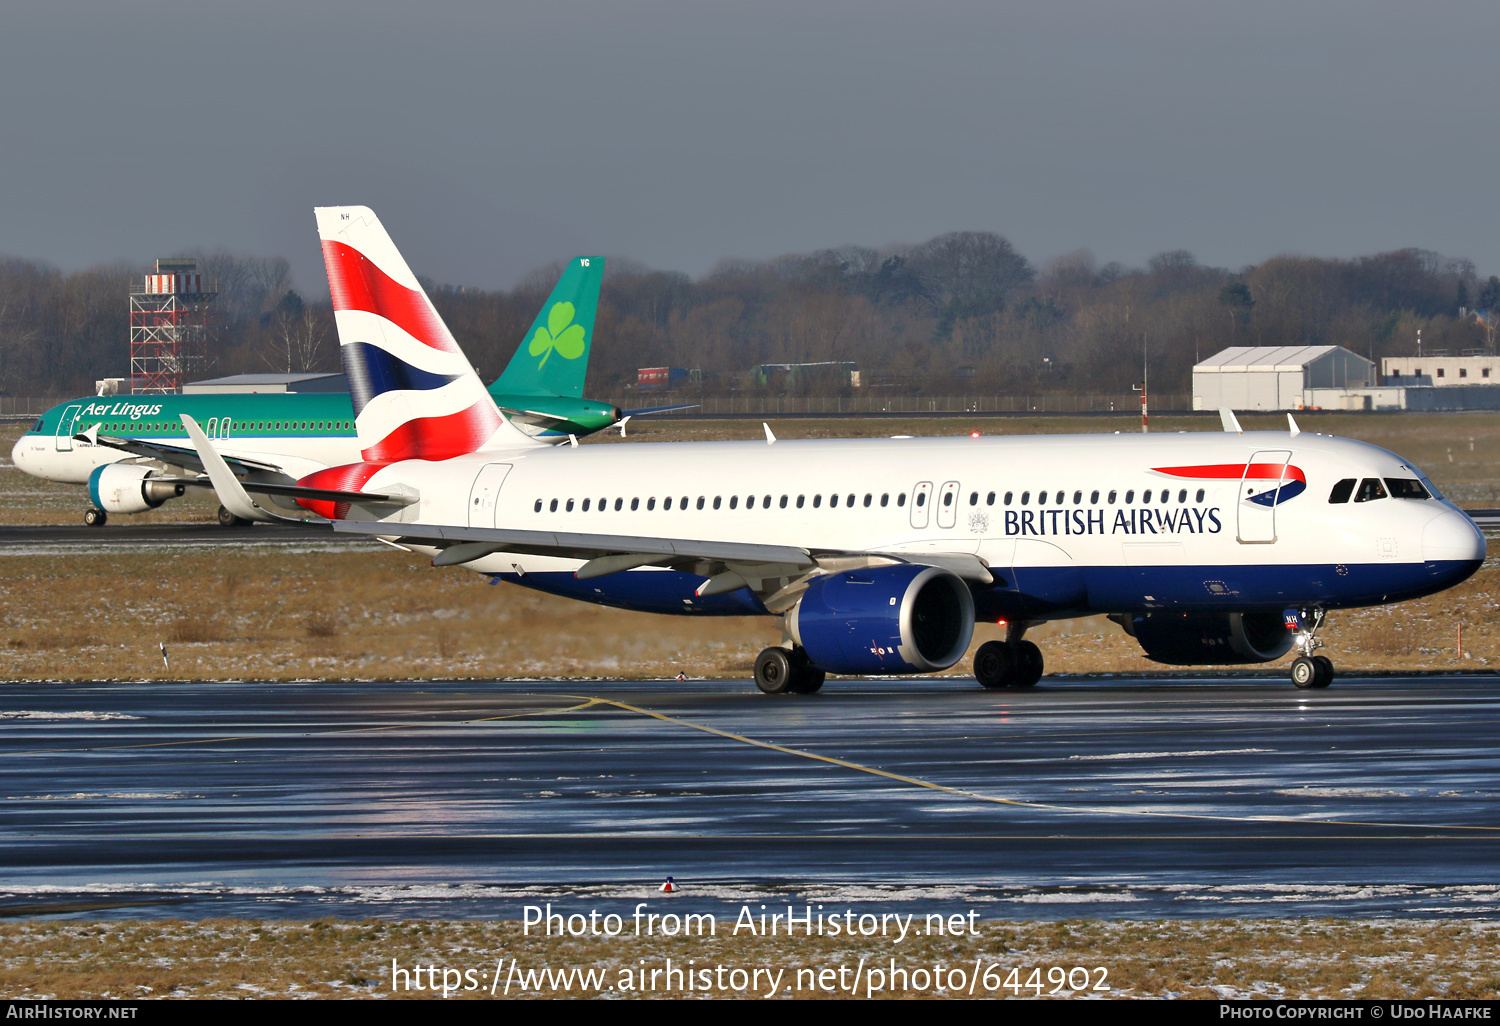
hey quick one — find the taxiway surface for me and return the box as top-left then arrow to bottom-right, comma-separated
4,675 -> 1500,920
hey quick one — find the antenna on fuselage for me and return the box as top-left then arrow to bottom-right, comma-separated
1287,413 -> 1301,437
1218,408 -> 1243,434
763,423 -> 777,445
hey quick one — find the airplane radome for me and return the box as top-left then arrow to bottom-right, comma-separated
186,205 -> 1487,695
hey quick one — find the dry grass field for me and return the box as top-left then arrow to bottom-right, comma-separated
0,413 -> 1495,681
2,917 -> 1498,999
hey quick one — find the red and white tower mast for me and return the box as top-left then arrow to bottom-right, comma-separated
129,258 -> 217,393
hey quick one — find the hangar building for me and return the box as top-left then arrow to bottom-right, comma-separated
1192,346 -> 1375,411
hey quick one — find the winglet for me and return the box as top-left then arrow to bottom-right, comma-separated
615,415 -> 631,438
1219,408 -> 1243,434
764,423 -> 776,445
1287,413 -> 1301,437
180,414 -> 271,523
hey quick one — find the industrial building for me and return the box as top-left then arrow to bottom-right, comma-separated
182,372 -> 348,394
1192,346 -> 1375,411
1382,355 -> 1500,386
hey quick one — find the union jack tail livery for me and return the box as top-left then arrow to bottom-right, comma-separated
315,206 -> 543,461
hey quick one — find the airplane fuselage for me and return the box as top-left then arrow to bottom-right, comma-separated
339,429 -> 1485,620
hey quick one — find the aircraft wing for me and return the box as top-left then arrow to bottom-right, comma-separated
621,403 -> 699,417
328,519 -> 992,608
80,431 -> 285,479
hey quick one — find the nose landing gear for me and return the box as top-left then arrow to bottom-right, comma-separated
1287,607 -> 1333,689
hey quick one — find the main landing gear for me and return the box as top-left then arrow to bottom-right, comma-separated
218,504 -> 251,528
753,646 -> 826,695
974,634 -> 1044,690
1287,607 -> 1334,689
83,508 -> 107,527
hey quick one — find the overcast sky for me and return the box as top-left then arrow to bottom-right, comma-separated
3,0 -> 1497,295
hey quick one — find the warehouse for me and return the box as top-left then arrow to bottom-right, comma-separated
1192,346 -> 1375,411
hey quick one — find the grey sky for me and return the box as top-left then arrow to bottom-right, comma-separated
3,0 -> 1497,295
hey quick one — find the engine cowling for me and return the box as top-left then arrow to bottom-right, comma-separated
1121,611 -> 1293,666
88,464 -> 184,515
787,564 -> 975,676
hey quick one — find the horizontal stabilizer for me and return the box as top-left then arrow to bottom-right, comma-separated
621,403 -> 699,417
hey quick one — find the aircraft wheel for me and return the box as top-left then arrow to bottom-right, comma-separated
1312,655 -> 1335,689
83,508 -> 107,528
786,648 -> 825,693
974,640 -> 1015,689
218,505 -> 249,528
1014,640 -> 1044,688
1290,656 -> 1320,689
754,647 -> 798,695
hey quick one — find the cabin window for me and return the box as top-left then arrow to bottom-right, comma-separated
914,492 -> 924,507
1038,491 -> 1047,505
1142,489 -> 1152,503
1090,490 -> 1100,504
1177,489 -> 1187,502
985,491 -> 995,506
631,497 -> 640,510
730,495 -> 739,509
1004,491 -> 1013,505
697,496 -> 706,509
780,495 -> 788,508
683,496 -> 690,509
897,493 -> 906,507
968,491 -> 977,506
829,494 -> 839,508
1354,478 -> 1387,502
615,498 -> 624,511
713,496 -> 722,509
813,495 -> 822,508
864,494 -> 873,507
1073,490 -> 1082,504
1124,490 -> 1134,503
1328,479 -> 1356,503
663,497 -> 672,510
534,499 -> 542,512
1020,491 -> 1030,505
599,498 -> 607,511
549,499 -> 558,512
1160,490 -> 1170,504
745,495 -> 754,509
797,495 -> 806,508
566,499 -> 574,512
847,494 -> 855,506
1385,478 -> 1431,499
1196,488 -> 1205,502
581,498 -> 590,511
648,497 -> 656,510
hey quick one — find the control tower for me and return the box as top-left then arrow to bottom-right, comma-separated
129,258 -> 217,393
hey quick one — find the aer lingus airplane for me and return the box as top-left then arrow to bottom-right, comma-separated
181,204 -> 1486,692
12,250 -> 687,526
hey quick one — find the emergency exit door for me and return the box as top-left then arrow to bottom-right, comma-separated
468,463 -> 512,527
1236,449 -> 1292,544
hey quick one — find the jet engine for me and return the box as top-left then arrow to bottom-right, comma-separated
88,464 -> 185,515
787,564 -> 975,675
1117,611 -> 1293,666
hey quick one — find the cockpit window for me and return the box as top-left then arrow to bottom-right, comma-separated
1328,478 -> 1356,504
1354,478 -> 1388,502
1385,478 -> 1431,500
32,418 -> 43,432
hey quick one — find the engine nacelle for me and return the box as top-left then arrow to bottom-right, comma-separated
88,464 -> 184,515
1121,611 -> 1293,666
788,564 -> 975,676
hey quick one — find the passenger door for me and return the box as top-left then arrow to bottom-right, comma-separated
1237,449 -> 1292,544
54,404 -> 81,452
468,463 -> 512,528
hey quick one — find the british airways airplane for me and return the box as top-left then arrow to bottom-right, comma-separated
183,206 -> 1486,694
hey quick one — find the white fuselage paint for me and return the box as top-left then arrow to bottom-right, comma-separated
343,431 -> 1484,587
11,432 -> 351,485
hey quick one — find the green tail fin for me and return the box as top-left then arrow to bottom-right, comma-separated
492,256 -> 604,399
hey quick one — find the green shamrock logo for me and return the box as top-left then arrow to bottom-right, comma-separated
528,302 -> 586,368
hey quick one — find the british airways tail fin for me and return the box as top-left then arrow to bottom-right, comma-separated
492,256 -> 605,399
315,205 -> 544,460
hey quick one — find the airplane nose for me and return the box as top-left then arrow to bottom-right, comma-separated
1423,508 -> 1487,563
10,436 -> 24,467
